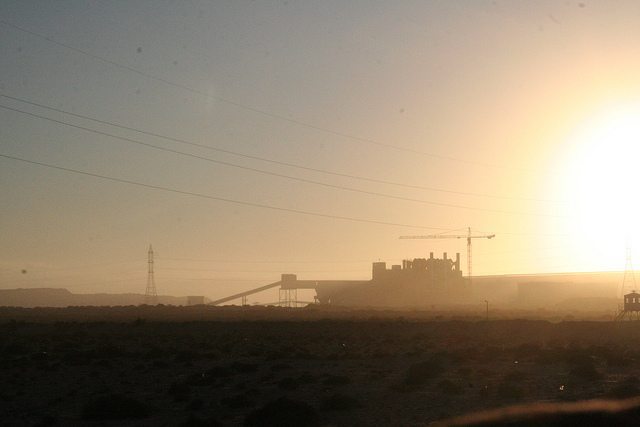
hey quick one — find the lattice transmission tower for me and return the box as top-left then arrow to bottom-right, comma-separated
145,245 -> 158,304
621,241 -> 637,298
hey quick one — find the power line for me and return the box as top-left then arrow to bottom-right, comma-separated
158,267 -> 367,273
157,257 -> 372,263
8,260 -> 145,271
176,278 -> 281,282
0,152 -> 452,230
0,93 -> 560,203
0,103 -> 565,218
2,151 -> 570,237
0,19 -> 531,172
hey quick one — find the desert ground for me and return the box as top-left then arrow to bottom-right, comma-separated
2,306 -> 640,426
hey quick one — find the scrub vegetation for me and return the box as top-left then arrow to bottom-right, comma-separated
2,307 -> 640,425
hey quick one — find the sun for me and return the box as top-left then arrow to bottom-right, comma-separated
557,103 -> 640,270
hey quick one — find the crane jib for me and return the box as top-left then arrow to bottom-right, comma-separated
398,228 -> 495,281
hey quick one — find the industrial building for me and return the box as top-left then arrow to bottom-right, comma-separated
210,252 -> 469,308
314,252 -> 466,306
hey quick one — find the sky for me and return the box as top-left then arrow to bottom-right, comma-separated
2,0 -> 640,301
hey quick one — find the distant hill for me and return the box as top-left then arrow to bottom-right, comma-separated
0,288 -> 195,307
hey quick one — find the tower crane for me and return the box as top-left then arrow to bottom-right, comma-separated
399,227 -> 495,285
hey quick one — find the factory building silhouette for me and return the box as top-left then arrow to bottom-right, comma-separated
210,252 -> 468,307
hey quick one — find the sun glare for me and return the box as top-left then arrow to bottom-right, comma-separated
559,103 -> 640,269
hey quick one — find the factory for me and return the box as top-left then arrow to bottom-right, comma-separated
210,252 -> 469,308
314,252 -> 466,306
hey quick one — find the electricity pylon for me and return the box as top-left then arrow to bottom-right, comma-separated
145,245 -> 158,304
621,241 -> 637,298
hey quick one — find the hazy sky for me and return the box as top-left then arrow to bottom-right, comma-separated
3,1 -> 640,300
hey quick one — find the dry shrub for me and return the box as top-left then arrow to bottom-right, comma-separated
181,413 -> 221,427
221,393 -> 255,409
81,393 -> 150,420
609,376 -> 640,399
168,381 -> 191,402
323,374 -> 351,386
437,379 -> 464,395
186,398 -> 204,411
277,374 -> 315,390
569,363 -> 602,383
496,381 -> 525,400
244,397 -> 319,427
402,356 -> 444,388
269,362 -> 292,371
187,366 -> 233,386
320,393 -> 361,411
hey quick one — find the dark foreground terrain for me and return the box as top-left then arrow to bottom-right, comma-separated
2,306 -> 640,426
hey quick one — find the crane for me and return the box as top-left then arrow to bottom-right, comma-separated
399,227 -> 495,285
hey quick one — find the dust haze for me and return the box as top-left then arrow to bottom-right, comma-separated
4,1 -> 640,425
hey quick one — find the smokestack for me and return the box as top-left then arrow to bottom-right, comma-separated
443,252 -> 447,260
455,253 -> 460,271
430,252 -> 434,259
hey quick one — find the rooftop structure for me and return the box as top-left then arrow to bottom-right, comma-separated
315,253 -> 466,307
616,291 -> 640,321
